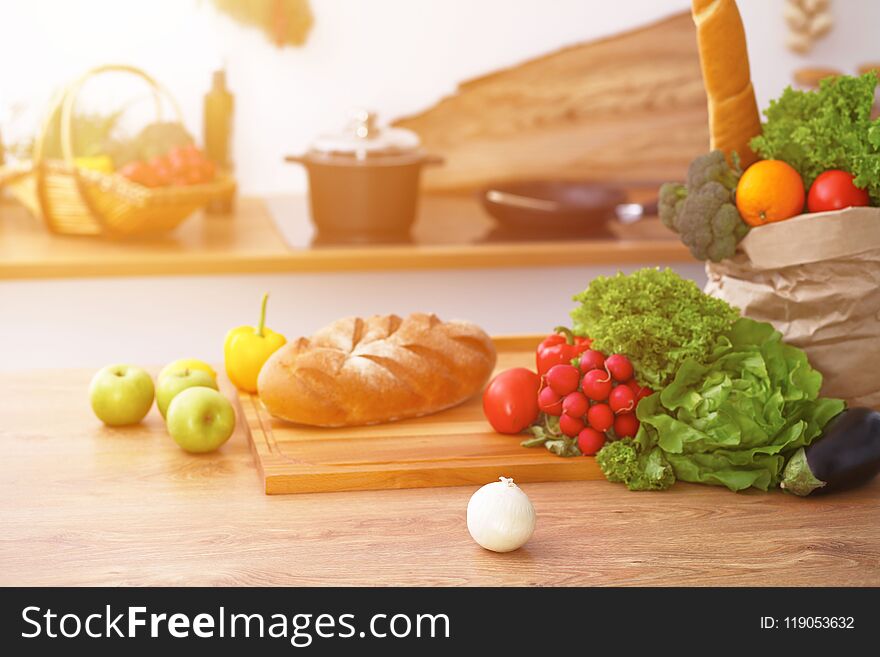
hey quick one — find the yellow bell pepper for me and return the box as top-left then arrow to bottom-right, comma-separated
224,293 -> 287,393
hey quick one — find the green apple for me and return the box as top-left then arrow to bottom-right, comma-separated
156,368 -> 218,418
89,364 -> 155,426
158,358 -> 217,383
166,387 -> 235,453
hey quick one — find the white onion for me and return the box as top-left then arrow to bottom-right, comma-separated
466,476 -> 536,553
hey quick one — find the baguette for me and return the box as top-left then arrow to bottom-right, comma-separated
257,313 -> 497,427
691,0 -> 762,167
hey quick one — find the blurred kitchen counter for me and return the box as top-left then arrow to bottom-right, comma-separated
0,194 -> 690,280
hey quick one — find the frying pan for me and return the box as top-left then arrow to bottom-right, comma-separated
479,180 -> 656,237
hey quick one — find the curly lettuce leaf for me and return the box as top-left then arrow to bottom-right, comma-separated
570,268 -> 739,388
595,437 -> 674,491
750,72 -> 880,203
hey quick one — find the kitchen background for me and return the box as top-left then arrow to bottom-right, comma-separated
1,0 -> 876,370
3,0 -> 875,195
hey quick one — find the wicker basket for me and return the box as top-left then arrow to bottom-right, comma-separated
0,64 -> 235,237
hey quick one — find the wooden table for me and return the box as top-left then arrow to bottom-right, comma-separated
0,194 -> 691,280
2,369 -> 879,586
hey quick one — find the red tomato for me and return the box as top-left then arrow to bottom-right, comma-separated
482,368 -> 540,434
807,170 -> 870,213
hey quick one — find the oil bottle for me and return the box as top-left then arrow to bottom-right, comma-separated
204,69 -> 235,214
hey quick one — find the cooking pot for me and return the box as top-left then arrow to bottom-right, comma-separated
285,110 -> 442,242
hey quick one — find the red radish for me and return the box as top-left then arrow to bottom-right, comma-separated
578,349 -> 606,373
587,403 -> 614,432
605,354 -> 633,382
562,391 -> 588,418
545,364 -> 580,396
608,384 -> 635,414
625,379 -> 653,401
581,369 -> 612,401
538,386 -> 563,416
614,412 -> 640,438
577,427 -> 606,455
559,413 -> 586,437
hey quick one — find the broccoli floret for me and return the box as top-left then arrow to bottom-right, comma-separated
657,150 -> 751,262
686,149 -> 741,190
659,182 -> 687,232
596,439 -> 675,491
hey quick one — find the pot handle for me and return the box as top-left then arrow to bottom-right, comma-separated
422,154 -> 445,167
284,154 -> 307,165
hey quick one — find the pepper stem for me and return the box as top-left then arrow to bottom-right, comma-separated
257,293 -> 269,338
553,325 -> 575,345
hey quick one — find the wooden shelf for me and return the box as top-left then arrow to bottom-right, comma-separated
0,194 -> 692,280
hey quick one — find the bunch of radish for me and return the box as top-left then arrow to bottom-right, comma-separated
537,350 -> 652,456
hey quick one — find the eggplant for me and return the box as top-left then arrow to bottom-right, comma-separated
781,407 -> 880,496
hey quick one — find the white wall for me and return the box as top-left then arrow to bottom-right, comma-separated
4,0 -> 878,196
0,263 -> 706,371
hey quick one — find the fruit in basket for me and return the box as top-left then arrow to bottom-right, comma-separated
807,170 -> 871,213
735,159 -> 805,226
89,364 -> 155,426
120,144 -> 216,188
119,160 -> 160,187
74,155 -> 114,173
133,121 -> 194,162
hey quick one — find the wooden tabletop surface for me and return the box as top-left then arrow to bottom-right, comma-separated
0,194 -> 691,280
2,369 -> 879,587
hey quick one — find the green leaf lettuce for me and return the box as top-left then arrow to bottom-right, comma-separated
608,318 -> 844,492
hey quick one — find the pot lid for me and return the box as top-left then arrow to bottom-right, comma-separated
310,109 -> 420,159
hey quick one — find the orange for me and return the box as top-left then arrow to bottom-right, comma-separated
735,160 -> 805,227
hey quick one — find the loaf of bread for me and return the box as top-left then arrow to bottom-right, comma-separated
257,313 -> 497,427
691,0 -> 762,167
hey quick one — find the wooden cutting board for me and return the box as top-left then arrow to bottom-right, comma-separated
242,335 -> 602,494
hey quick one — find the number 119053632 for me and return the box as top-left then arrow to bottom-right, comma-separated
761,616 -> 855,630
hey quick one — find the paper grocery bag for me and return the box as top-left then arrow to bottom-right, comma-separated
705,207 -> 880,409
